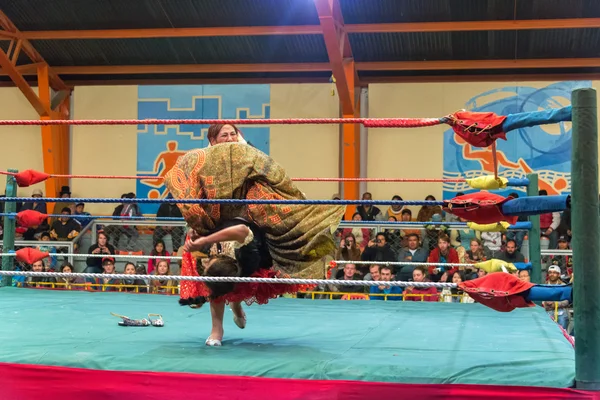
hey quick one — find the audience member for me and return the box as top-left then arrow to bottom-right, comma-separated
404,266 -> 439,302
341,213 -> 371,251
369,266 -> 402,301
85,232 -> 116,274
441,271 -> 474,303
153,193 -> 185,251
518,269 -> 531,282
396,233 -> 428,281
416,195 -> 443,222
50,207 -> 81,242
356,192 -> 384,221
543,265 -> 569,329
148,239 -> 170,275
481,231 -> 502,258
539,189 -> 561,249
87,257 -> 121,291
498,239 -> 525,263
384,195 -> 404,220
74,203 -> 93,227
56,262 -> 85,289
335,234 -> 361,263
151,260 -> 175,294
427,234 -> 459,282
25,259 -> 55,288
122,262 -> 147,292
361,232 -> 396,266
330,263 -> 363,295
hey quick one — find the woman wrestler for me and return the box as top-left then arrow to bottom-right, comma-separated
165,142 -> 345,346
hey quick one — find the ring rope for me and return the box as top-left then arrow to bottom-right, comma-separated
0,197 -> 444,206
0,117 -> 445,128
0,270 -> 457,288
0,170 -> 466,183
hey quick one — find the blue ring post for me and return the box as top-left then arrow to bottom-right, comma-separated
1,169 -> 17,287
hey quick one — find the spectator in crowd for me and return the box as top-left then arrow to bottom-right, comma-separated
153,192 -> 185,251
399,209 -> 420,247
74,203 -> 93,228
498,239 -> 525,263
148,239 -> 171,275
335,233 -> 361,263
369,266 -> 402,301
56,262 -> 85,290
477,268 -> 487,278
330,263 -> 363,295
21,188 -> 49,239
427,234 -> 459,282
404,266 -> 439,302
465,238 -> 486,263
85,232 -> 116,274
444,193 -> 463,222
37,232 -> 57,270
356,192 -> 384,221
416,195 -> 443,222
50,207 -> 81,242
151,260 -> 175,294
449,217 -> 480,250
441,271 -> 474,303
546,235 -> 571,274
50,187 -> 76,227
481,230 -> 502,258
396,233 -> 429,281
423,213 -> 449,251
384,216 -> 403,251
505,192 -> 528,249
543,265 -> 570,329
25,259 -> 55,288
518,269 -> 531,282
87,257 -> 120,291
122,262 -> 147,292
538,189 -> 561,249
341,212 -> 371,251
118,192 -> 142,251
361,232 -> 396,266
363,263 -> 381,282
385,195 -> 404,220
556,207 -> 571,243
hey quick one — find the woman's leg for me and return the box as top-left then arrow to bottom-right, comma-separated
209,301 -> 225,341
230,301 -> 246,329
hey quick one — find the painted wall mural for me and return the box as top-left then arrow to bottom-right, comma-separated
442,81 -> 592,199
136,85 -> 270,214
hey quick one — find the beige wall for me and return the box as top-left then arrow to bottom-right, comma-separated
368,81 -> 600,216
0,88 -> 45,197
270,84 -> 340,199
72,86 -> 138,215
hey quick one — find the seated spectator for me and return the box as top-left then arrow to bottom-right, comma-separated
498,239 -> 525,263
539,189 -> 561,249
151,260 -> 175,294
74,203 -> 93,228
153,193 -> 185,252
56,262 -> 85,290
416,195 -> 443,222
369,266 -> 403,301
449,218 -> 480,249
37,232 -> 57,270
463,238 -> 485,279
404,266 -> 439,302
357,192 -> 384,221
481,231 -> 502,258
85,232 -> 116,274
385,195 -> 404,220
148,240 -> 170,275
396,233 -> 429,281
50,207 -> 81,242
399,209 -> 420,247
331,263 -> 363,295
121,262 -> 147,292
423,213 -> 450,252
341,213 -> 371,251
441,271 -> 474,303
21,188 -> 49,239
25,259 -> 55,288
543,265 -> 570,329
545,235 -> 571,274
87,257 -> 120,291
361,233 -> 396,265
384,216 -> 402,251
335,233 -> 361,264
518,269 -> 531,282
427,234 -> 459,282
363,263 -> 381,282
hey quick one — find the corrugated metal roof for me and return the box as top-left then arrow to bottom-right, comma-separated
517,28 -> 600,59
1,0 -> 320,31
339,0 -> 514,24
516,0 -> 600,19
350,31 -> 516,62
30,35 -> 329,66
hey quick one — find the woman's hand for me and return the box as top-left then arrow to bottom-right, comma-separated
184,236 -> 207,253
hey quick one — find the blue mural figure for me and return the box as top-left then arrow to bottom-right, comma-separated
136,85 -> 271,214
443,81 -> 591,199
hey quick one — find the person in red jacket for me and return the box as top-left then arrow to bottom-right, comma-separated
404,266 -> 439,302
427,234 -> 459,282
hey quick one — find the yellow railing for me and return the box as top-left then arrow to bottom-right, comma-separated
15,281 -> 179,295
297,291 -> 444,301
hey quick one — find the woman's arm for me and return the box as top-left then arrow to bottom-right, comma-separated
185,224 -> 251,253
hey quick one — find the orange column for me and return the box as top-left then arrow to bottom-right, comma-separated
341,60 -> 360,219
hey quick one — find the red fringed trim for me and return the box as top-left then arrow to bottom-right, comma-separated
14,169 -> 50,187
443,191 -> 518,225
15,248 -> 49,264
458,272 -> 535,312
16,210 -> 48,228
446,111 -> 508,147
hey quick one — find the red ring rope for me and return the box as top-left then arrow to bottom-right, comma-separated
0,117 -> 443,128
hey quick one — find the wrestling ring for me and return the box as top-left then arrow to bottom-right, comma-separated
0,89 -> 598,400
